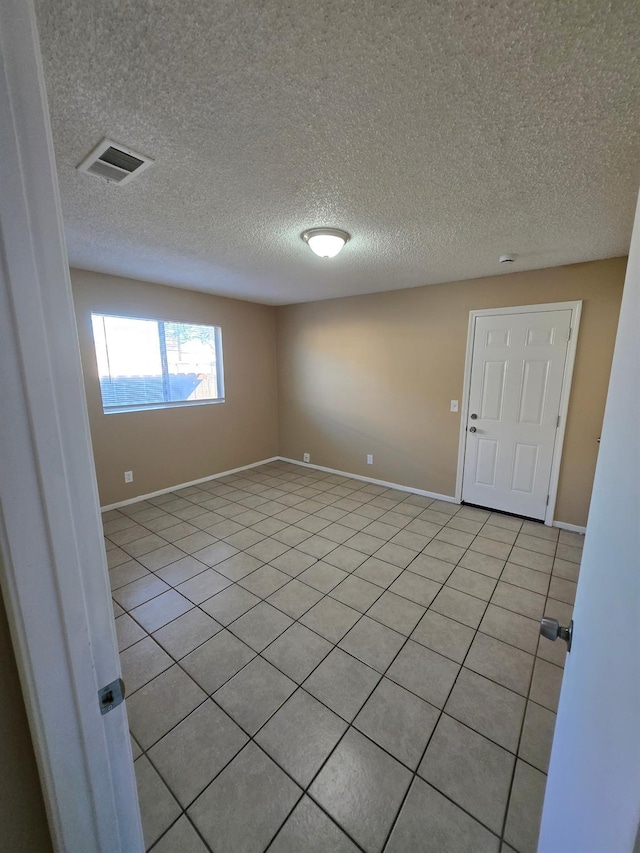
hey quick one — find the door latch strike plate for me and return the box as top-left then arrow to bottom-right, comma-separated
98,677 -> 125,715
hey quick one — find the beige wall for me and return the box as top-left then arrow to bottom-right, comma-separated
276,258 -> 626,527
73,259 -> 624,524
0,566 -> 53,852
73,269 -> 279,506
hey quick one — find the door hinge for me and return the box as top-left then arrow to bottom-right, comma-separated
556,415 -> 560,428
98,677 -> 125,715
546,494 -> 550,506
567,327 -> 572,342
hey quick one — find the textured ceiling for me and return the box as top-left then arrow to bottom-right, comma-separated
35,0 -> 639,305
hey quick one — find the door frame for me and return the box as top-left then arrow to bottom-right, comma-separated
0,1 -> 143,850
454,301 -> 583,525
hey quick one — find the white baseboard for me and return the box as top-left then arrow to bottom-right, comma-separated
552,520 -> 587,534
102,453 -> 588,531
277,457 -> 457,503
100,457 -> 280,511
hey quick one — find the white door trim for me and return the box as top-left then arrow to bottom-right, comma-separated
0,2 -> 143,850
454,301 -> 582,525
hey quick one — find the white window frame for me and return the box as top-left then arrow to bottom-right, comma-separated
90,311 -> 226,413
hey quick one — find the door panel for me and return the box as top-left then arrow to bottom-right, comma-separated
511,443 -> 538,493
486,327 -> 511,347
462,309 -> 571,519
475,439 -> 499,486
480,361 -> 507,420
525,325 -> 555,346
518,361 -> 550,425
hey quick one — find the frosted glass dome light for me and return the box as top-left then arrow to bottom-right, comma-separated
302,228 -> 350,258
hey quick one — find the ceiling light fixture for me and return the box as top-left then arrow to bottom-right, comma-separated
302,228 -> 350,258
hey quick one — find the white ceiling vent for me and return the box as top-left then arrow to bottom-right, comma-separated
77,138 -> 154,186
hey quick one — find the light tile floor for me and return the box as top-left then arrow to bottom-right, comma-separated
103,461 -> 583,853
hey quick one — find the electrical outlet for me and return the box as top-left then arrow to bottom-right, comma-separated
124,470 -> 133,484
450,400 -> 459,412
303,453 -> 310,463
367,454 -> 374,465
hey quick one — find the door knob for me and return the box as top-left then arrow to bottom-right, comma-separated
540,617 -> 573,652
468,426 -> 477,433
470,413 -> 478,420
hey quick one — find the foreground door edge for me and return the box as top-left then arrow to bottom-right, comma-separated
538,193 -> 640,850
0,2 -> 144,850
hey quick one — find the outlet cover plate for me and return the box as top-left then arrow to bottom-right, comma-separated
367,454 -> 374,464
124,471 -> 133,483
303,453 -> 310,463
450,400 -> 459,412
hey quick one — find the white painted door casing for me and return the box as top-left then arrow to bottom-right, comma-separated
462,309 -> 572,520
0,1 -> 144,850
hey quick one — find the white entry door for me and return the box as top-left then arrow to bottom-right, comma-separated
461,308 -> 572,520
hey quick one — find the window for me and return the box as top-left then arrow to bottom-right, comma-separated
91,313 -> 224,413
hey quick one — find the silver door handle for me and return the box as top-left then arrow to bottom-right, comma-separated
468,426 -> 477,433
540,617 -> 573,652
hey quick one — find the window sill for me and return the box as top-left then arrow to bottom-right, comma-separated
103,398 -> 226,415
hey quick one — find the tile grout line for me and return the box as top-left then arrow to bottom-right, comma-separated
120,471 -> 453,850
109,463 -> 575,851
117,475 -> 546,734
377,521 -> 520,851
116,475 -> 565,716
120,506 -> 548,706
114,485 -> 559,679
247,508 -> 512,850
497,530 -> 563,851
192,467 -> 569,849
125,466 -> 362,850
